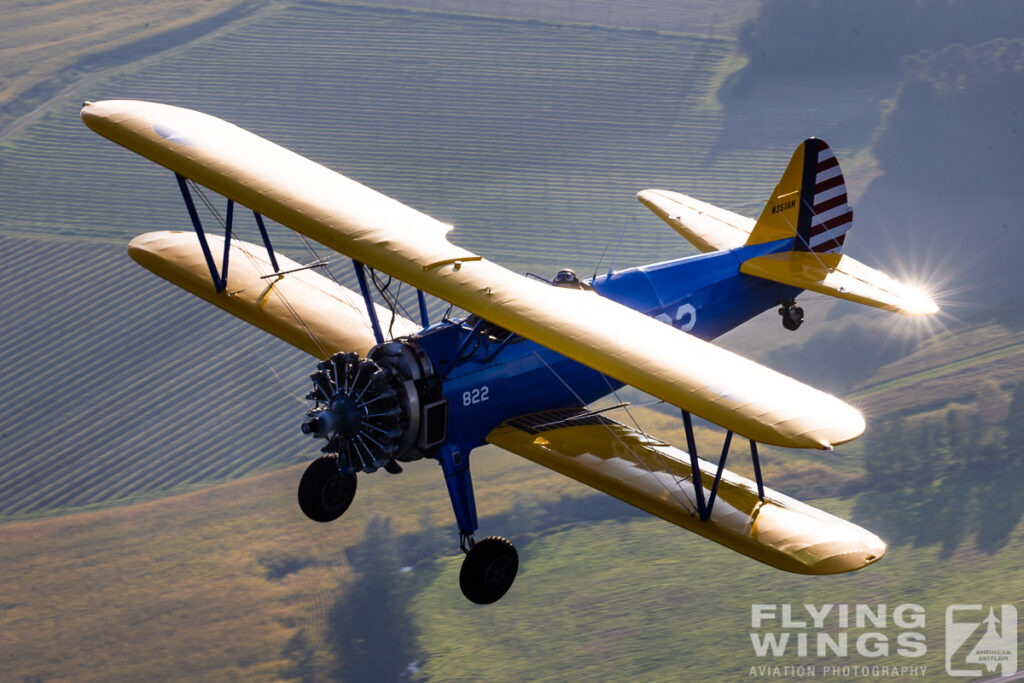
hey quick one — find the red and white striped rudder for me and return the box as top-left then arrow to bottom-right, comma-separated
746,138 -> 853,254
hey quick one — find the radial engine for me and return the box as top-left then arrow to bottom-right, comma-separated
300,339 -> 448,473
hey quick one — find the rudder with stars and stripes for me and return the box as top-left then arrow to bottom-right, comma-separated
800,139 -> 852,253
745,138 -> 853,254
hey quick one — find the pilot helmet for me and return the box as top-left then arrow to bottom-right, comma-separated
553,268 -> 580,286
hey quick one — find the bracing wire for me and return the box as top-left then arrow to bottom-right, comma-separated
185,180 -> 334,359
597,373 -> 702,513
369,266 -> 416,339
188,180 -> 227,228
530,349 -> 699,516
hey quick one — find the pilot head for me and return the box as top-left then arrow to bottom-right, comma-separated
553,268 -> 581,288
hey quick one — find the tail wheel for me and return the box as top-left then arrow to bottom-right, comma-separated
298,456 -> 357,522
779,301 -> 804,331
459,536 -> 519,604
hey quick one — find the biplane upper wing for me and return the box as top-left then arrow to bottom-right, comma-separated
636,189 -> 754,253
128,230 -> 421,358
486,411 -> 885,574
82,100 -> 863,449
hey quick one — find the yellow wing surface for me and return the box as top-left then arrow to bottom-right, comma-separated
487,411 -> 885,574
129,230 -> 421,358
636,189 -> 754,253
82,100 -> 863,449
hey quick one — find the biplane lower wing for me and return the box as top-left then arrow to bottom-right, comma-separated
487,411 -> 885,574
82,99 -> 864,449
129,230 -> 420,358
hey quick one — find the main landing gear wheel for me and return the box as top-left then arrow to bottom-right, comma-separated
459,536 -> 519,604
298,456 -> 357,522
779,300 -> 804,331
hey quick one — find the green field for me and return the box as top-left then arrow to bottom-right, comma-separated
412,507 -> 1024,682
3,444 -> 1022,681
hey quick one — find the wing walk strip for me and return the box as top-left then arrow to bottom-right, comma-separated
81,99 -> 865,450
595,374 -> 703,514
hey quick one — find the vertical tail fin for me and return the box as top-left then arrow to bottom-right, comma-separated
740,139 -> 939,316
745,138 -> 852,254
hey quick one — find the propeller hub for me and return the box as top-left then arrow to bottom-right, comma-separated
327,395 -> 365,439
301,351 -> 406,473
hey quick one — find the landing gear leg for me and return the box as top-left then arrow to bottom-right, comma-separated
439,445 -> 519,604
779,299 -> 804,331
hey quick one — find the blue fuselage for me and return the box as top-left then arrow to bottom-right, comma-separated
416,238 -> 798,450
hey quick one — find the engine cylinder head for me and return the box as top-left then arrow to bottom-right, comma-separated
301,340 -> 444,472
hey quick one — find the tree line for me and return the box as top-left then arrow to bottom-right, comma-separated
863,379 -> 1021,483
730,0 -> 1024,85
873,38 -> 1024,197
853,378 -> 1024,554
857,37 -> 1024,325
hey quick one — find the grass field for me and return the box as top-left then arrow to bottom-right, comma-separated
0,0 -> 760,145
0,0 -> 257,138
0,442 -> 605,681
2,440 -> 1020,681
412,503 -> 1024,682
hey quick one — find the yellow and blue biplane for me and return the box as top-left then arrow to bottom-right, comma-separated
82,100 -> 938,604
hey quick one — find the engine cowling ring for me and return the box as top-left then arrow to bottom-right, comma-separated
302,353 -> 405,472
301,339 -> 445,472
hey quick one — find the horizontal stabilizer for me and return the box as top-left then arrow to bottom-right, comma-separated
741,251 -> 939,316
487,411 -> 885,574
128,231 -> 420,358
636,189 -> 753,253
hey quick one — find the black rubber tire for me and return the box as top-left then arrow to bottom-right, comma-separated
298,456 -> 357,522
459,536 -> 519,604
782,305 -> 804,331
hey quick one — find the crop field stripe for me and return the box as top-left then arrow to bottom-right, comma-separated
0,234 -> 314,515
